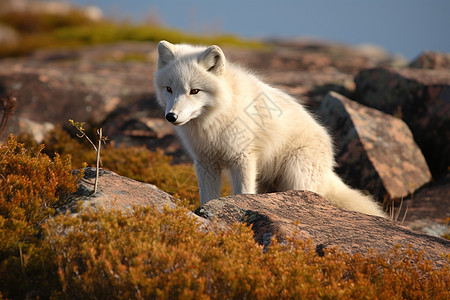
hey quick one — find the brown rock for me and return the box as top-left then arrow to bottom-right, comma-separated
195,190 -> 450,267
409,51 -> 450,70
65,167 -> 208,225
102,96 -> 184,160
354,67 -> 450,178
317,91 -> 431,201
0,42 -> 155,140
65,167 -> 176,213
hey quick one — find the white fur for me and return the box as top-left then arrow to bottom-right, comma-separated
154,41 -> 386,218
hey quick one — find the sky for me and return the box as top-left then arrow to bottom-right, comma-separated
70,0 -> 450,59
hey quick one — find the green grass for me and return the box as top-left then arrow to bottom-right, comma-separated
0,9 -> 263,58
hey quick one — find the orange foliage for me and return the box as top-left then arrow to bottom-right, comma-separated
1,133 -> 448,299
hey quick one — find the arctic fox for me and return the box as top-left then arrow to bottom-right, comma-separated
154,40 -> 386,218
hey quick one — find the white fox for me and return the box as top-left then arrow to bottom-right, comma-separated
154,40 -> 386,217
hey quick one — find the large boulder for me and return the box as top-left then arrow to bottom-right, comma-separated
195,190 -> 450,267
316,91 -> 431,201
354,66 -> 450,178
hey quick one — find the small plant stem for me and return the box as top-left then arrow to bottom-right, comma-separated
401,204 -> 409,225
94,128 -> 102,194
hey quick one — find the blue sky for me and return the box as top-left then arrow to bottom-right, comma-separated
71,0 -> 450,59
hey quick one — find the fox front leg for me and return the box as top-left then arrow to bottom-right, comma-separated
195,160 -> 222,205
230,157 -> 257,195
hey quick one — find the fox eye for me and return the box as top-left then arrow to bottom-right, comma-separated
190,89 -> 200,95
166,86 -> 172,93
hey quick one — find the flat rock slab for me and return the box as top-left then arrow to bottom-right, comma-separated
354,67 -> 450,177
317,91 -> 431,200
66,167 -> 176,213
195,190 -> 450,267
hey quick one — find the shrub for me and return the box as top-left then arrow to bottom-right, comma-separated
1,134 -> 449,299
29,127 -> 231,209
45,206 -> 450,300
0,135 -> 81,298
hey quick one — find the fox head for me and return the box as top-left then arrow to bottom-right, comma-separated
154,40 -> 227,126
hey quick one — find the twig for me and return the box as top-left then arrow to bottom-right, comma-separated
0,95 -> 16,135
69,119 -> 108,194
394,197 -> 403,222
401,204 -> 409,225
94,128 -> 102,193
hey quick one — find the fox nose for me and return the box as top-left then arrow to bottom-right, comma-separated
166,112 -> 178,123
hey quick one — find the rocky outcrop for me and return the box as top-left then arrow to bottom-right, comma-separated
354,66 -> 450,178
0,41 -> 447,247
0,43 -> 155,140
317,91 -> 431,201
0,40 -> 400,140
1,0 -> 103,21
66,170 -> 449,267
409,51 -> 450,70
195,191 -> 450,265
195,190 -> 450,267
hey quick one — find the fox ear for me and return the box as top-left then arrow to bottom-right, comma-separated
157,40 -> 175,69
198,45 -> 226,75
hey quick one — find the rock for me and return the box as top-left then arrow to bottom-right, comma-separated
195,190 -> 450,267
102,96 -> 185,160
65,167 -> 176,213
316,91 -> 431,201
0,40 -> 397,143
0,24 -> 18,45
65,167 -> 207,225
397,172 -> 450,237
1,0 -> 103,21
354,67 -> 450,178
18,117 -> 54,143
0,42 -> 155,140
409,51 -> 450,70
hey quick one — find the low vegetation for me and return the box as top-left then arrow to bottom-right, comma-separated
0,133 -> 449,299
19,126 -> 225,209
0,7 -> 262,58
